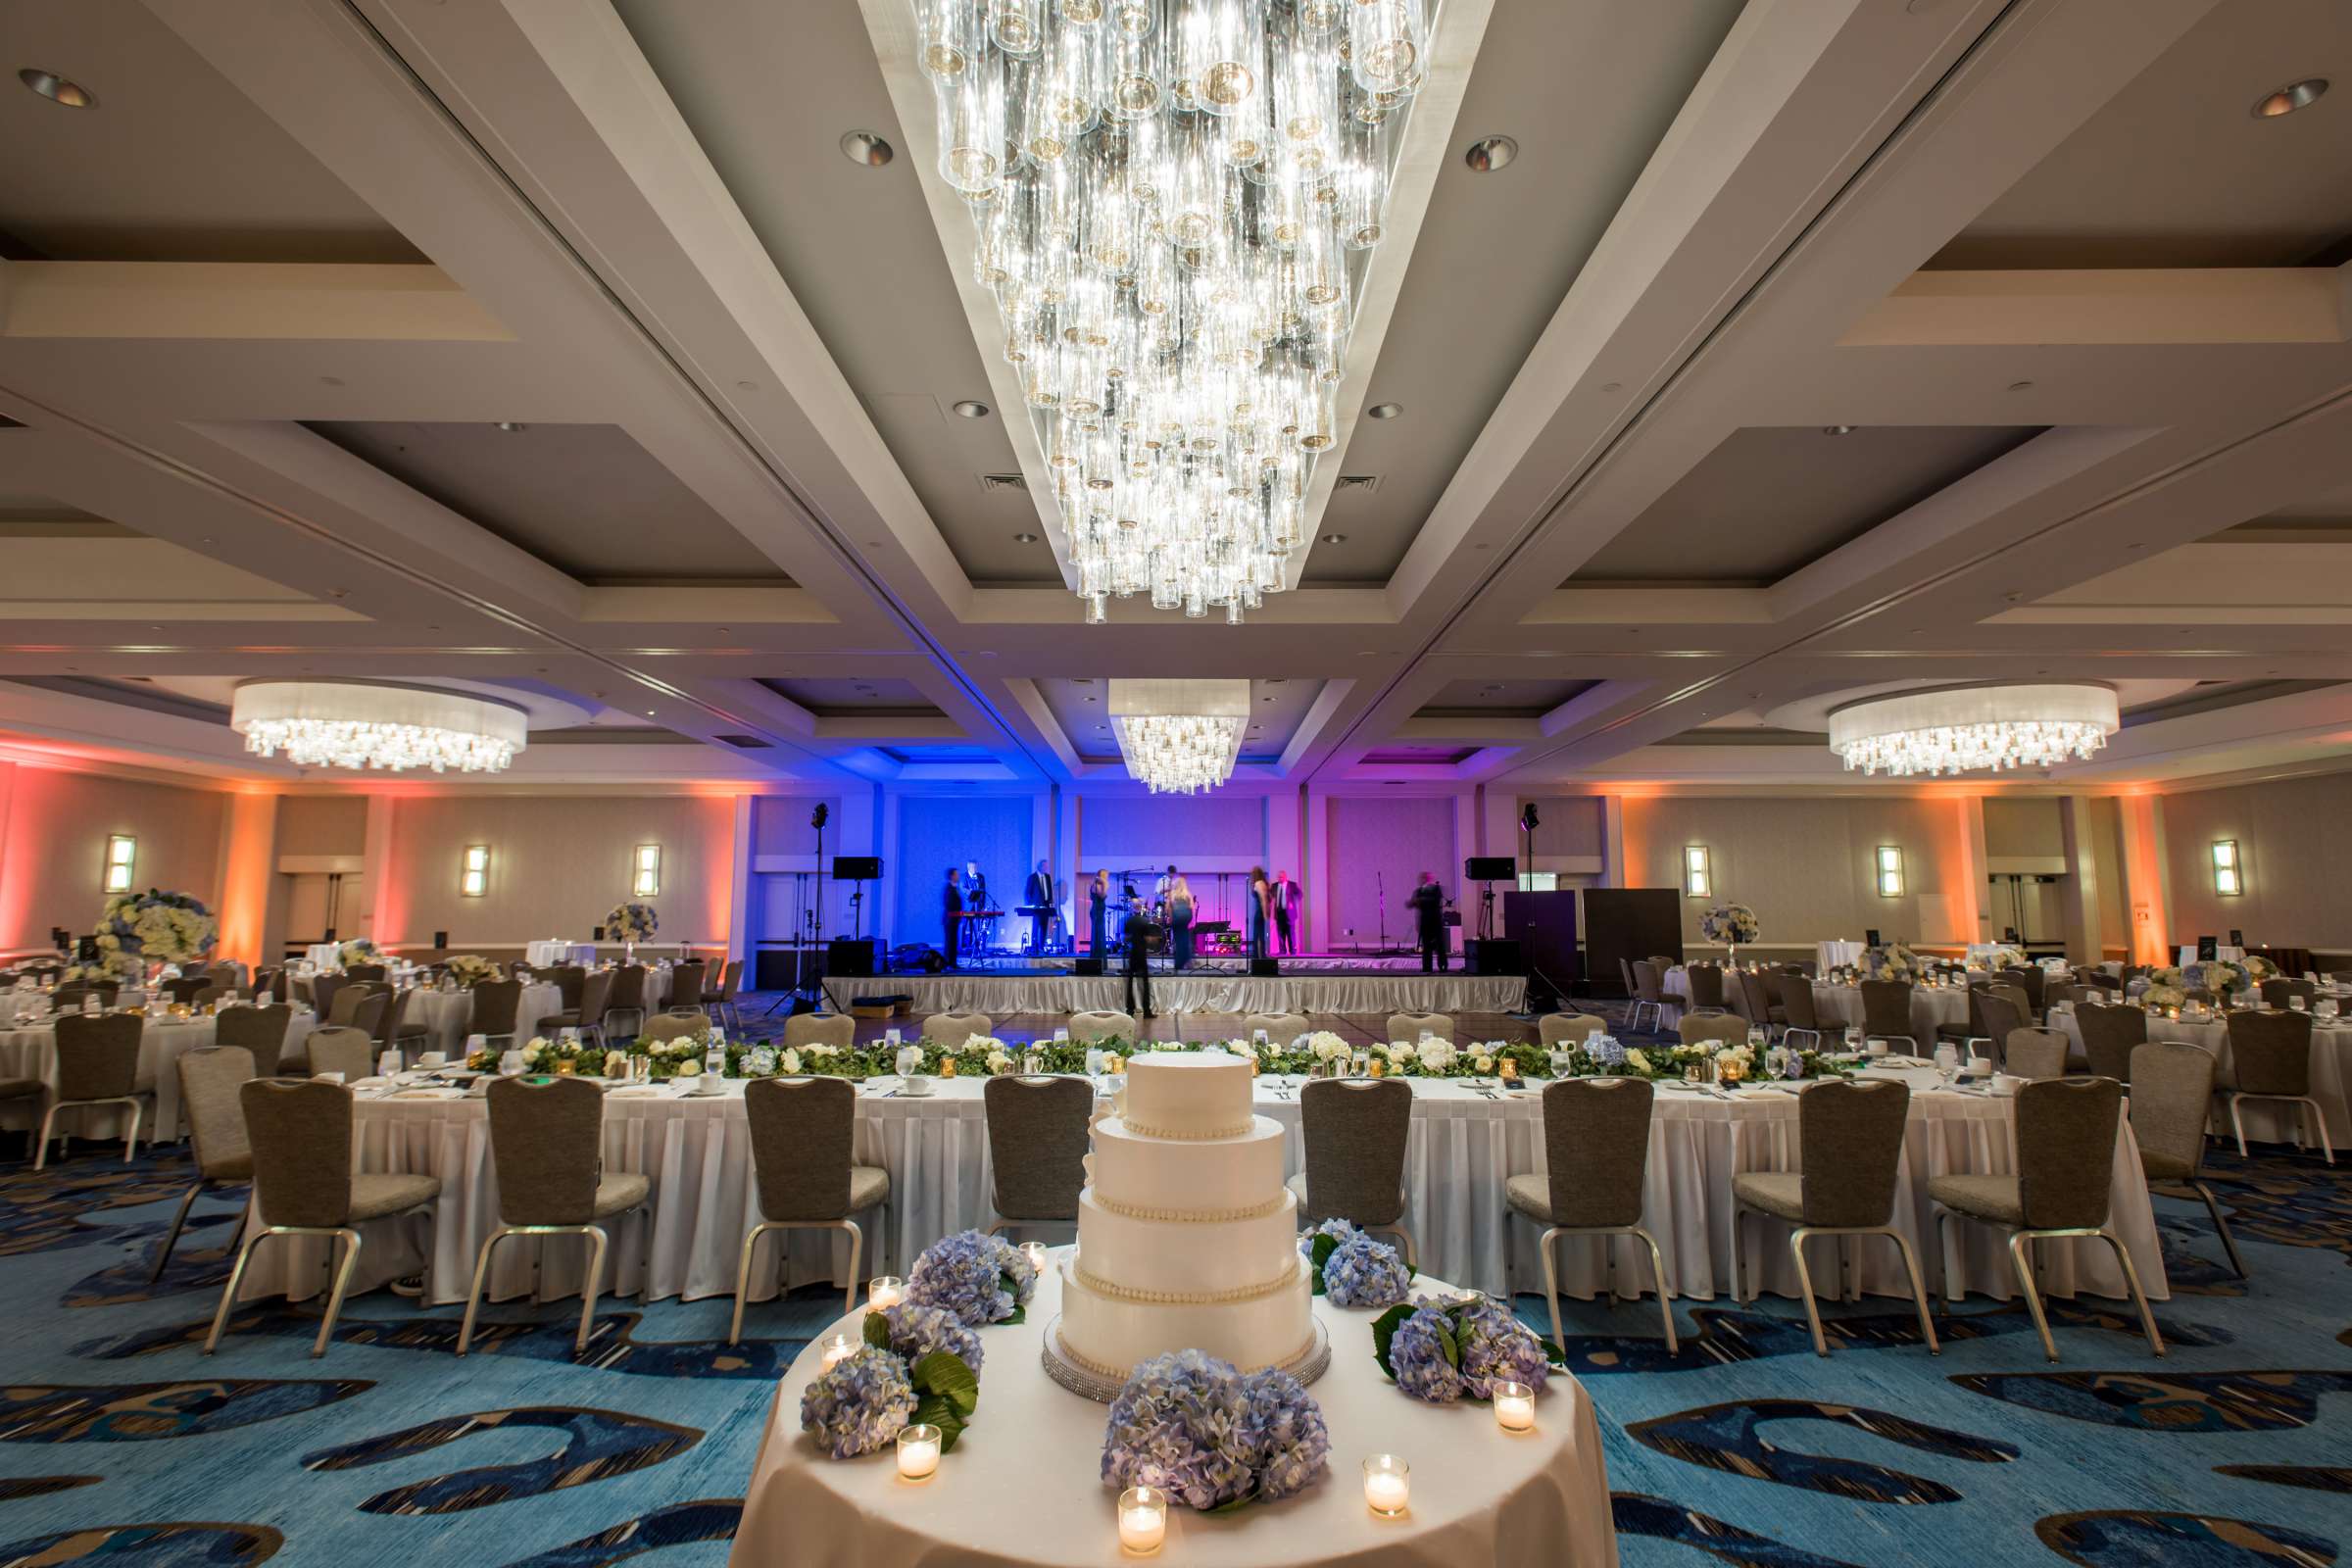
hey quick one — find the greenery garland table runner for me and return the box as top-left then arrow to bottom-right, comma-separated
733,1253 -> 1619,1568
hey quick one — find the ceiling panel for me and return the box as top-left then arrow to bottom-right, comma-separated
1419,678 -> 1597,715
760,676 -> 940,714
1569,425 -> 2041,585
307,421 -> 791,584
1037,677 -> 1324,765
0,0 -> 424,263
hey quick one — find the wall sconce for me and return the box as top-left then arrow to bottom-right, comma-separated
1683,846 -> 1711,899
460,844 -> 490,898
2211,839 -> 2241,897
1876,845 -> 1904,898
103,834 -> 136,895
633,844 -> 662,898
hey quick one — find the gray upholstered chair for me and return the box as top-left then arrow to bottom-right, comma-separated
161,975 -> 213,1004
1778,974 -> 1827,1048
215,1004 -> 294,1075
458,1076 -> 651,1355
327,986 -> 389,1041
1538,1012 -> 1603,1048
923,1010 -> 994,1047
641,1009 -> 710,1046
2222,1010 -> 2331,1163
709,959 -> 746,1033
35,1012 -> 146,1170
605,965 -> 651,1042
1734,970 -> 1787,1034
2260,977 -> 2318,1010
2000,965 -> 2047,1016
1385,1011 -> 1452,1044
668,961 -> 709,1017
305,1026 -> 377,1082
152,1045 -> 257,1282
345,964 -> 388,982
53,982 -> 118,1010
386,987 -> 433,1054
1731,1079 -> 1936,1357
1288,1078 -> 1415,1269
1859,980 -> 1918,1052
1928,1077 -> 2162,1361
1628,961 -> 1667,1032
1684,964 -> 1726,1011
468,978 -> 524,1043
1506,1078 -> 1673,1351
536,969 -> 614,1048
1944,987 -> 2028,1069
731,1076 -> 891,1336
2076,1003 -> 2146,1083
1069,1009 -> 1137,1044
783,1011 -> 856,1053
2004,1028 -> 2072,1080
1243,1011 -> 1309,1045
252,967 -> 288,1004
1678,1012 -> 1746,1051
205,1079 -> 441,1357
547,965 -> 588,1010
983,1075 -> 1094,1243
2130,1042 -> 2244,1278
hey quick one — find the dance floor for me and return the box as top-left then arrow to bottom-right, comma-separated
3,997 -> 2344,1568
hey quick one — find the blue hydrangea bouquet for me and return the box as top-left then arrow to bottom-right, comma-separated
1101,1349 -> 1329,1512
1372,1293 -> 1566,1406
799,1300 -> 985,1459
1298,1219 -> 1412,1308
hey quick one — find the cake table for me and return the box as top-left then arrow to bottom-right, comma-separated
731,1253 -> 1618,1568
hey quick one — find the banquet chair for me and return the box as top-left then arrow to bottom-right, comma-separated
2000,965 -> 2047,1017
54,982 -> 119,1010
925,1010 -> 995,1047
710,961 -> 746,1034
783,1012 -> 856,1053
1069,1009 -> 1137,1044
386,988 -> 433,1055
34,1012 -> 147,1170
1538,1012 -> 1604,1048
345,964 -> 388,982
151,1045 -> 258,1282
1777,975 -> 1828,1049
0,1075 -> 42,1156
468,978 -> 524,1045
537,970 -> 615,1050
1928,1077 -> 2162,1362
1734,970 -> 1788,1036
548,965 -> 588,1011
604,965 -> 651,1043
1289,1078 -> 1415,1269
1507,1077 -> 1673,1352
161,975 -> 213,1004
2131,1042 -> 2246,1278
1731,1078 -> 1936,1357
1617,957 -> 1638,999
2222,1010 -> 2331,1163
306,1026 -> 376,1082
733,1076 -> 890,1334
2260,978 -> 2318,1010
214,1003 -> 295,1075
1684,964 -> 1727,1012
1243,1011 -> 1309,1045
2003,1028 -> 2072,1081
642,1010 -> 709,1046
983,1075 -> 1093,1244
205,1079 -> 440,1357
252,967 -> 288,1004
1678,1012 -> 1745,1051
1386,1011 -> 1452,1044
1941,988 -> 2027,1069
669,961 -> 709,1018
2075,1003 -> 2147,1084
1628,962 -> 1668,1033
1858,980 -> 1920,1053
459,1077 -> 651,1355
325,981 -> 387,1029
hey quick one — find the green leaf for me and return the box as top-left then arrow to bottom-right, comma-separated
999,1302 -> 1027,1327
1204,1486 -> 1259,1515
911,1393 -> 967,1453
1539,1337 -> 1568,1367
1311,1234 -> 1340,1268
913,1350 -> 981,1418
1369,1303 -> 1411,1379
862,1311 -> 893,1350
1435,1322 -> 1460,1368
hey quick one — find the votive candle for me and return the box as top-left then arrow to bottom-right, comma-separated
819,1333 -> 857,1370
1494,1380 -> 1536,1432
1363,1454 -> 1410,1516
1117,1486 -> 1166,1554
867,1275 -> 905,1310
896,1424 -> 941,1481
1020,1241 -> 1051,1277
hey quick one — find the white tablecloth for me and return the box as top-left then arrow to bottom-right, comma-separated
732,1258 -> 1618,1568
304,944 -> 342,969
1816,940 -> 1865,969
0,1011 -> 311,1141
2177,945 -> 2246,966
826,972 -> 1528,1017
2049,1008 -> 2347,1146
527,941 -> 599,967
238,1069 -> 2164,1310
402,984 -> 566,1058
1808,983 -> 1970,1045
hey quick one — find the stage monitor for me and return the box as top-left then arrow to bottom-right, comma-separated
1463,856 -> 1517,882
833,856 -> 883,881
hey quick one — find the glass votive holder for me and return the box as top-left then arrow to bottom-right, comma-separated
1116,1485 -> 1166,1555
867,1276 -> 905,1310
1494,1380 -> 1536,1432
819,1333 -> 858,1370
1362,1453 -> 1410,1517
1019,1241 -> 1051,1277
896,1423 -> 941,1482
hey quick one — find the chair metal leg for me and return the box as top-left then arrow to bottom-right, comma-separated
842,1218 -> 863,1317
2097,1231 -> 2165,1357
575,1225 -> 610,1354
1634,1226 -> 1676,1352
728,1222 -> 773,1346
32,1102 -> 59,1171
1537,1227 -> 1565,1348
203,1228 -> 270,1354
1787,1228 -> 1830,1357
2191,1182 -> 2248,1278
2006,1230 -> 2058,1361
2230,1095 -> 2249,1158
150,1181 -> 204,1283
1931,1208 -> 1951,1306
1729,1205 -> 1747,1304
455,1228 -> 512,1356
1887,1229 -> 1939,1354
314,1228 -> 363,1358
122,1099 -> 143,1163
2309,1100 -> 2335,1165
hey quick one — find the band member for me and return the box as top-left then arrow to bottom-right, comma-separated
1153,863 -> 1177,906
942,866 -> 965,967
1025,858 -> 1054,955
1272,869 -> 1301,955
1121,903 -> 1157,1018
1088,868 -> 1109,956
1409,869 -> 1447,972
1247,865 -> 1272,964
1167,872 -> 1195,970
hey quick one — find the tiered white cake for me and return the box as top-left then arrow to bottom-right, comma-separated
1056,1051 -> 1314,1380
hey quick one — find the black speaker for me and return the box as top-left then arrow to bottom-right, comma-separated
833,856 -> 882,880
1864,928 -> 1882,948
1465,938 -> 1522,975
1463,856 -> 1516,882
1074,956 -> 1104,976
433,930 -> 449,950
322,926 -> 337,943
827,936 -> 881,977
1250,956 -> 1279,977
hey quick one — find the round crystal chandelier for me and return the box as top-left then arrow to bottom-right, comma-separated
230,680 -> 528,774
1828,684 -> 2119,778
913,0 -> 1428,623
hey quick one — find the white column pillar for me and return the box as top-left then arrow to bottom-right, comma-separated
1601,795 -> 1627,888
2057,795 -> 2102,966
1303,788 -> 1331,952
362,793 -> 397,944
728,794 -> 755,964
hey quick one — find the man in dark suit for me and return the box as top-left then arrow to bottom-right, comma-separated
1025,858 -> 1054,956
1409,870 -> 1448,973
1121,905 -> 1159,1018
941,866 -> 964,968
1272,869 -> 1300,955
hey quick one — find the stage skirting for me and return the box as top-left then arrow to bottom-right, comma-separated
823,970 -> 1527,1018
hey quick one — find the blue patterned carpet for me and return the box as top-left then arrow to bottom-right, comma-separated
1,1010 -> 2346,1567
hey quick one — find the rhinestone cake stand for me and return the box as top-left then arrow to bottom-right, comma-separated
1039,1313 -> 1334,1403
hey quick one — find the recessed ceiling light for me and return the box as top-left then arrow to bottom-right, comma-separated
19,69 -> 95,108
841,129 -> 895,167
952,399 -> 992,418
1463,135 -> 1517,172
1320,532 -> 1347,545
2253,78 -> 2328,118
1365,402 -> 1402,419
1014,531 -> 1039,543
495,421 -> 526,432
1823,424 -> 1855,436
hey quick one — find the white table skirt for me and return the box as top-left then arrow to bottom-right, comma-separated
237,1068 -> 2165,1310
0,1013 -> 318,1142
824,972 -> 1527,1017
526,941 -> 600,967
731,1258 -> 1619,1568
1817,940 -> 1865,969
2049,1010 -> 2347,1146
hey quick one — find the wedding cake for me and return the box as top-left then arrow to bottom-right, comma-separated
1055,1051 -> 1315,1381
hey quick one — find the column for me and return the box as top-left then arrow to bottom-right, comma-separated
362,793 -> 397,945
1954,796 -> 1989,949
2117,793 -> 2173,965
728,794 -> 755,964
215,788 -> 279,969
2056,795 -> 2102,966
1600,796 -> 1627,888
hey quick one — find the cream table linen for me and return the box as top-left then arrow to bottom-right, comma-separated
731,1257 -> 1618,1568
2049,1008 -> 2347,1146
0,1013 -> 304,1141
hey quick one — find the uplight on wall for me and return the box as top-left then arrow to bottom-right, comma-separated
1684,846 -> 1712,899
2211,839 -> 2242,897
632,844 -> 662,898
102,834 -> 136,894
460,844 -> 490,899
1876,846 -> 1905,898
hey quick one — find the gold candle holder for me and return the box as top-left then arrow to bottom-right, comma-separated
941,1056 -> 958,1078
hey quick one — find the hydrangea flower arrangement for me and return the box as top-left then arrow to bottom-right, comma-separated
99,890 -> 218,973
1372,1293 -> 1564,1407
799,1303 -> 988,1461
1698,902 -> 1759,947
1982,944 -> 2028,972
1100,1349 -> 1329,1511
336,936 -> 382,969
906,1229 -> 1037,1327
444,954 -> 502,988
1858,942 -> 1923,982
1297,1219 -> 1409,1307
799,1348 -> 917,1458
606,902 -> 659,943
2181,958 -> 2256,1003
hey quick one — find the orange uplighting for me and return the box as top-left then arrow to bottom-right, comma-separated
2120,793 -> 2171,965
215,790 -> 278,967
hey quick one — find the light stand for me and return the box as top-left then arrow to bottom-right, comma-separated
766,804 -> 831,1016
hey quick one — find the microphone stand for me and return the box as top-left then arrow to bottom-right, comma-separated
1376,871 -> 1387,957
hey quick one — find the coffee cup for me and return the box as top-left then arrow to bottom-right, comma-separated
416,1052 -> 448,1069
1990,1073 -> 2029,1097
901,1073 -> 935,1098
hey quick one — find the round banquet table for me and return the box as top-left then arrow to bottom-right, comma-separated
1661,967 -> 1972,1043
0,1010 -> 311,1142
730,1255 -> 1618,1568
2047,1005 -> 2347,1146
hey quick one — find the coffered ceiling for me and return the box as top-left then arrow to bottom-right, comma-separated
0,0 -> 2347,797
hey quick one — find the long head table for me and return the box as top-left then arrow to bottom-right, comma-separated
234,1065 -> 2165,1315
0,1009 -> 316,1142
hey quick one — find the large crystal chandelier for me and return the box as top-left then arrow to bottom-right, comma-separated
1108,677 -> 1248,792
1828,685 -> 2119,778
230,681 -> 528,774
913,0 -> 1428,622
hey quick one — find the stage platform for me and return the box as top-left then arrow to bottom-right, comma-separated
822,964 -> 1526,1018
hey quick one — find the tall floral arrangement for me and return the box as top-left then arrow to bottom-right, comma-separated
444,954 -> 502,988
1698,902 -> 1759,957
606,902 -> 659,944
1982,944 -> 2027,972
98,890 -> 217,976
1859,942 -> 1923,982
337,937 -> 383,969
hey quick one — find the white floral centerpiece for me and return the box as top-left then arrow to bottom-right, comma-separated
606,901 -> 658,959
1981,944 -> 2027,972
1859,942 -> 1924,982
1303,1030 -> 1352,1064
444,954 -> 502,988
337,937 -> 383,970
99,890 -> 217,980
1698,902 -> 1759,961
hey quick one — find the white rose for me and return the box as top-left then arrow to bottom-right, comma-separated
779,1049 -> 802,1075
672,1059 -> 701,1077
1422,1041 -> 1457,1071
1625,1049 -> 1653,1073
1385,1041 -> 1416,1061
